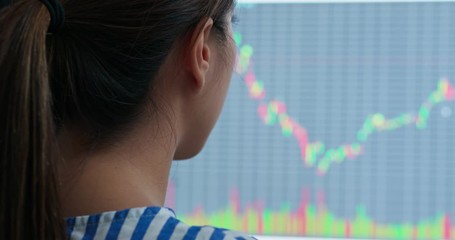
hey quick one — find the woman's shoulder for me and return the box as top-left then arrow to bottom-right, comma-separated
65,206 -> 256,240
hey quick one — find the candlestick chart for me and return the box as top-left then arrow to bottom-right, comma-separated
237,33 -> 454,176
168,2 -> 455,239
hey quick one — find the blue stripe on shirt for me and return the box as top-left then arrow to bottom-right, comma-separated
105,209 -> 130,240
209,228 -> 226,240
157,217 -> 180,240
66,217 -> 76,237
82,214 -> 101,240
131,207 -> 158,239
183,226 -> 202,240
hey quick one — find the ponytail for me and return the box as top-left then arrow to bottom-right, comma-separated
0,1 -> 65,238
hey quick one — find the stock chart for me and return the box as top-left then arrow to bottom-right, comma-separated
167,2 -> 455,239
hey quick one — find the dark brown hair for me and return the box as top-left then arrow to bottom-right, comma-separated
0,0 -> 234,238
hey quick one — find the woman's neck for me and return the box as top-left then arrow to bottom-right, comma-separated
57,120 -> 176,217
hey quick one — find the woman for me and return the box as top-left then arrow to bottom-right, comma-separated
0,0 -> 253,239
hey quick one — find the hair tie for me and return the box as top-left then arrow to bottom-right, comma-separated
39,0 -> 65,34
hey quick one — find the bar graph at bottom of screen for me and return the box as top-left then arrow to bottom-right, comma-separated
170,189 -> 454,240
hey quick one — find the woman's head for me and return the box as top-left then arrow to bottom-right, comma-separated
0,0 -> 235,238
49,0 -> 237,159
50,0 -> 236,146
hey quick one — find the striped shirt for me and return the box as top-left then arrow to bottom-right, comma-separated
65,206 -> 256,240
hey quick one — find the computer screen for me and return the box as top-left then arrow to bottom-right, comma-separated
166,1 -> 455,239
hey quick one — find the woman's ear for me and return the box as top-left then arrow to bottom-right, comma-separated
186,18 -> 214,90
